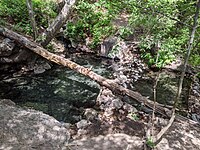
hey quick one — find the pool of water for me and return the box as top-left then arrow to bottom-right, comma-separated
132,71 -> 191,108
0,57 -> 111,123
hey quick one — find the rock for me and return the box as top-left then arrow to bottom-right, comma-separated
101,89 -> 113,97
156,138 -> 171,150
0,99 -> 15,106
191,113 -> 200,122
77,129 -> 88,137
157,117 -> 169,126
34,65 -> 46,74
0,99 -> 70,149
43,62 -> 51,70
67,133 -> 143,150
76,119 -> 91,129
104,108 -> 114,117
62,123 -> 72,129
100,36 -> 118,57
0,38 -> 15,57
72,115 -> 81,122
110,99 -> 123,109
33,62 -> 51,74
123,103 -> 137,113
156,120 -> 200,150
84,108 -> 98,121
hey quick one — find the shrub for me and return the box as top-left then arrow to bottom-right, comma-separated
65,0 -> 116,48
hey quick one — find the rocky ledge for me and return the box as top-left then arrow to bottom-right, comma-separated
0,99 -> 70,150
0,99 -> 200,150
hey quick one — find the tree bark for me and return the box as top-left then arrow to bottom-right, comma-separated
41,0 -> 76,47
26,0 -> 38,40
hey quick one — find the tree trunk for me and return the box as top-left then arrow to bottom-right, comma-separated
26,0 -> 38,40
41,0 -> 76,47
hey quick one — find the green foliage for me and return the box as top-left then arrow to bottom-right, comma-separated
46,43 -> 55,52
189,54 -> 200,66
128,112 -> 139,121
146,137 -> 155,148
0,0 -> 57,33
65,0 -> 116,48
128,0 -> 179,68
127,0 -> 200,68
128,0 -> 178,34
64,0 -> 200,65
118,27 -> 133,39
197,72 -> 200,79
64,0 -> 138,48
1,0 -> 199,66
0,0 -> 28,23
13,22 -> 33,34
140,37 -> 175,68
0,19 -> 6,26
32,0 -> 57,28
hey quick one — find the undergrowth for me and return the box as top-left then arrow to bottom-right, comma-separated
0,0 -> 199,67
0,0 -> 57,34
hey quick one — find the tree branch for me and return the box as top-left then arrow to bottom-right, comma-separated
41,0 -> 76,47
26,0 -> 38,40
151,0 -> 200,145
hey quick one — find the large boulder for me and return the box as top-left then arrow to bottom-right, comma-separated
68,133 -> 143,150
0,99 -> 70,150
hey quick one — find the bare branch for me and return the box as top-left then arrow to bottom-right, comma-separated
26,0 -> 38,40
151,0 -> 200,145
41,0 -> 76,47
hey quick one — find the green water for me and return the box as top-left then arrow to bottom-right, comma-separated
0,57 -> 192,123
0,57 -> 111,123
132,71 -> 190,108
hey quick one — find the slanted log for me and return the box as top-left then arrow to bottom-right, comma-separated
0,27 -> 195,123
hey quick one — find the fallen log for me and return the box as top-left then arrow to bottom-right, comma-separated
0,27 -> 195,122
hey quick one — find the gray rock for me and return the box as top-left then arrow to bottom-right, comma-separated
123,103 -> 137,113
72,115 -> 82,122
100,36 -> 118,56
67,133 -> 143,150
0,99 -> 16,106
84,108 -> 97,121
110,99 -> 123,109
33,62 -> 51,74
0,38 -> 15,56
104,108 -> 114,117
34,65 -> 46,74
191,113 -> 200,122
0,99 -> 70,150
76,119 -> 91,129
